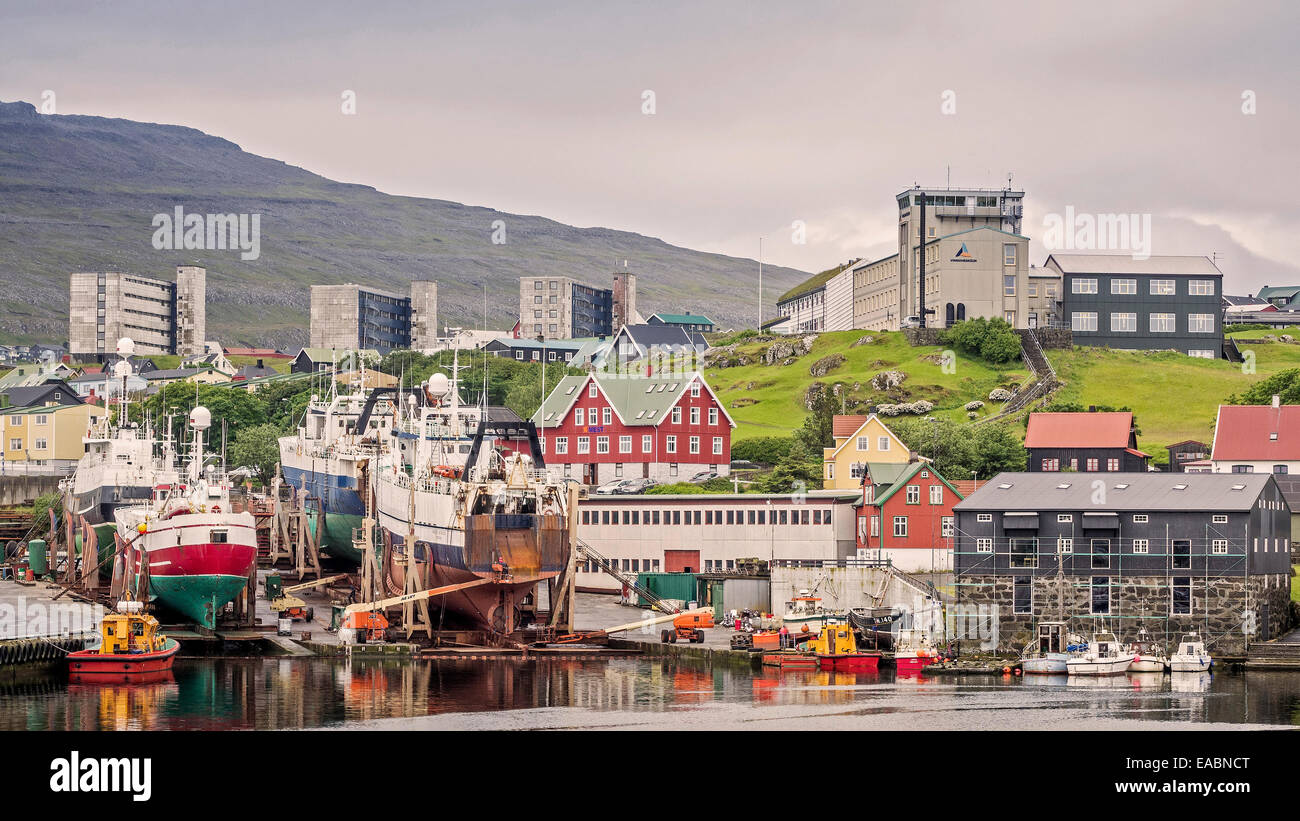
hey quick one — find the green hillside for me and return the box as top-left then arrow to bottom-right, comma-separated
706,330 -> 1300,461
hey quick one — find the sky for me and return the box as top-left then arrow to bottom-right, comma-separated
3,0 -> 1298,290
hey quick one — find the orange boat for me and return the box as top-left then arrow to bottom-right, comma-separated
68,600 -> 179,682
805,622 -> 881,672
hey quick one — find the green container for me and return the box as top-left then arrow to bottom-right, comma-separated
27,540 -> 47,577
635,573 -> 697,608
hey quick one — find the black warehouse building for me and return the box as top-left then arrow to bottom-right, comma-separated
1047,254 -> 1224,359
953,472 -> 1291,654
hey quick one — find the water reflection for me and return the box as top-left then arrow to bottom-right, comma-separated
0,658 -> 1297,730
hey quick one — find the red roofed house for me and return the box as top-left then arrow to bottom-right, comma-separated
531,371 -> 735,485
1211,397 -> 1300,539
855,460 -> 966,571
1025,411 -> 1150,472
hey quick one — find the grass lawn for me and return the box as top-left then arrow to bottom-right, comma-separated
705,330 -> 1028,441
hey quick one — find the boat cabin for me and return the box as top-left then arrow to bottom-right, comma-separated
1176,634 -> 1206,656
96,600 -> 166,655
806,623 -> 859,656
1036,621 -> 1067,654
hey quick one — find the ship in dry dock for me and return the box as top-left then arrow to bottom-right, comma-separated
370,369 -> 571,636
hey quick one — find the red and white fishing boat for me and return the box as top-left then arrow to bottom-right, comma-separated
114,407 -> 257,629
893,628 -> 939,675
67,599 -> 179,682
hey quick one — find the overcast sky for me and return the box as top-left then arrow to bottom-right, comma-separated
3,0 -> 1298,290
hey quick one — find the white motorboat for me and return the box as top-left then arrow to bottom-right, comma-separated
782,592 -> 838,636
1168,632 -> 1212,673
1020,621 -> 1071,674
1127,625 -> 1169,673
1065,631 -> 1134,676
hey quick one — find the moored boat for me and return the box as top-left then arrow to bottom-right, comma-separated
893,628 -> 939,674
114,407 -> 257,628
67,599 -> 179,682
1020,620 -> 1073,674
1127,625 -> 1169,673
1168,632 -> 1212,673
761,650 -> 819,669
1065,631 -> 1134,676
804,621 -> 881,671
782,592 -> 838,636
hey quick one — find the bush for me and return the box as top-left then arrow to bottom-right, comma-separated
645,482 -> 707,495
730,436 -> 794,465
989,388 -> 1013,402
1224,323 -> 1274,333
940,318 -> 1022,364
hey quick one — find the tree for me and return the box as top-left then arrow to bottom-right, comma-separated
940,317 -> 1022,364
228,424 -> 282,485
1229,369 -> 1300,406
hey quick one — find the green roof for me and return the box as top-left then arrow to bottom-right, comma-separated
652,313 -> 715,326
531,372 -> 735,428
868,461 -> 964,506
1256,286 -> 1300,300
777,263 -> 850,305
0,403 -> 83,416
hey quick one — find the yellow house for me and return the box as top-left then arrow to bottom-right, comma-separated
822,414 -> 912,490
142,367 -> 232,386
0,404 -> 104,466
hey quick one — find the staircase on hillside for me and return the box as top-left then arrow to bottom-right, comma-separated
974,328 -> 1058,424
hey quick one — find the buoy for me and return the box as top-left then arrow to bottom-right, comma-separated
1002,665 -> 1011,674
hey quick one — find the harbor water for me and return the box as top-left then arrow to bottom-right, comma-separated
2,657 -> 1300,731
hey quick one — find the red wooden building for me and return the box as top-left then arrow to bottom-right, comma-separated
531,371 -> 736,485
856,460 -> 965,572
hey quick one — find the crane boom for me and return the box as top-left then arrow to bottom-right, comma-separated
282,574 -> 349,594
343,577 -> 506,615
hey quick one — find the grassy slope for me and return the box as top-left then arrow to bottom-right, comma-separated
706,330 -> 1300,460
706,330 -> 1029,440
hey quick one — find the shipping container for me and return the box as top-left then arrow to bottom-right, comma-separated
635,572 -> 698,607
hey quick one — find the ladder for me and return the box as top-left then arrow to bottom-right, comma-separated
577,539 -> 681,614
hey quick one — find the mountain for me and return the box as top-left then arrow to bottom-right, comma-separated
0,100 -> 807,349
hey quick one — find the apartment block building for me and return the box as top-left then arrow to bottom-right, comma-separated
69,266 -> 207,358
519,271 -> 638,340
310,282 -> 430,355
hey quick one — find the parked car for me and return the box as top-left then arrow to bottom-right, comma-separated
689,470 -> 719,484
615,478 -> 659,494
901,315 -> 921,329
595,479 -> 636,495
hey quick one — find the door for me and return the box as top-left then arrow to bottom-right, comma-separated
1028,313 -> 1038,329
664,549 -> 700,573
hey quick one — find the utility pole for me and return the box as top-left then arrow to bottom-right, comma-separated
758,237 -> 764,331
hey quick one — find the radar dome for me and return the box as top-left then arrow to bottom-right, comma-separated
427,373 -> 450,397
116,337 -> 135,356
113,360 -> 132,378
188,406 -> 212,431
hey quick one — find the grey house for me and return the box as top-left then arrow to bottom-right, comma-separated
1047,254 -> 1223,358
953,472 -> 1292,653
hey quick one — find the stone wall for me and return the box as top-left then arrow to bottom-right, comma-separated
955,572 -> 1292,655
0,474 -> 61,506
901,326 -> 1073,349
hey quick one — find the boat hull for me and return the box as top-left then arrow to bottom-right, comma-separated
1066,656 -> 1134,676
68,637 -> 179,681
1022,653 -> 1070,674
895,655 -> 937,674
1169,657 -> 1211,673
761,651 -> 819,669
1129,656 -> 1167,673
818,653 -> 881,672
280,461 -> 366,564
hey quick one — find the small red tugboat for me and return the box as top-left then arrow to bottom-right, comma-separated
68,599 -> 179,683
805,622 -> 881,672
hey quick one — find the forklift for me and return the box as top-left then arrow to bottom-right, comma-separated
264,573 -> 348,623
661,610 -> 714,644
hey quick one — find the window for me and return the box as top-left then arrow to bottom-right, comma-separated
1028,283 -> 1038,297
1041,458 -> 1060,471
1086,458 -> 1099,472
1133,514 -> 1148,523
690,382 -> 701,398
666,435 -> 676,453
671,407 -> 681,424
554,437 -> 568,455
1058,514 -> 1072,522
1058,537 -> 1073,554
577,437 -> 590,454
1010,538 -> 1038,569
1132,539 -> 1149,554
1172,577 -> 1191,615
1003,243 -> 1017,266
1150,279 -> 1175,295
1106,458 -> 1119,471
930,485 -> 943,505
713,437 -> 723,455
1212,539 -> 1228,555
878,436 -> 890,451
8,439 -> 20,450
1232,465 -> 1254,474
34,415 -> 47,425
1110,312 -> 1137,333
1189,280 -> 1215,296
1072,278 -> 1098,294
1277,465 -> 1290,474
1110,278 -> 1136,295
1091,577 -> 1110,614
1003,275 -> 1016,297
689,436 -> 700,454
893,516 -> 908,537
1091,538 -> 1110,569
871,516 -> 881,537
574,408 -> 584,426
708,408 -> 718,426
1172,539 -> 1191,569
906,485 -> 920,504
942,517 -> 953,538
642,435 -> 652,452
589,383 -> 597,398
1072,312 -> 1098,332
977,513 -> 993,522
33,438 -> 47,450
1014,576 -> 1032,614
690,407 -> 700,425
1212,514 -> 1228,523
211,530 -> 228,544
1188,314 -> 1214,333
976,538 -> 993,553
619,436 -> 632,453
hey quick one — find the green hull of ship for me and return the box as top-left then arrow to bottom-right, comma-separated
150,574 -> 250,629
308,510 -> 364,565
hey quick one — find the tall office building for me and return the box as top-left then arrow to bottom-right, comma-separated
409,280 -> 439,350
69,266 -> 207,358
309,283 -> 414,355
519,275 -> 616,340
612,271 -> 638,331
